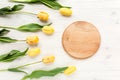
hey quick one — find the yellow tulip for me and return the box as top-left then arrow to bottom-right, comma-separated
26,36 -> 39,45
27,48 -> 40,57
59,8 -> 72,16
42,55 -> 55,64
37,11 -> 49,22
64,66 -> 76,75
42,26 -> 54,35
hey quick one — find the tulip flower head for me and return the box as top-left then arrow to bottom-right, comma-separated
26,36 -> 39,45
42,26 -> 54,35
42,55 -> 55,64
64,66 -> 76,75
27,48 -> 41,57
37,11 -> 49,22
59,8 -> 72,16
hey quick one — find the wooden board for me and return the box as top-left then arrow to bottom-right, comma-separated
62,21 -> 101,59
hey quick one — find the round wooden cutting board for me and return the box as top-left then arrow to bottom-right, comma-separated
62,21 -> 101,59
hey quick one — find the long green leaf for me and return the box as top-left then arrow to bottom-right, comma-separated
0,23 -> 49,32
0,6 -> 11,15
0,48 -> 28,62
0,50 -> 20,61
11,0 -> 70,10
8,68 -> 27,74
3,48 -> 28,62
12,4 -> 24,11
0,4 -> 24,16
0,29 -> 10,36
17,23 -> 43,32
39,0 -> 62,10
10,0 -> 40,3
22,67 -> 68,80
0,37 -> 17,43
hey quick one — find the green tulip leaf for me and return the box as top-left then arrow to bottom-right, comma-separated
0,48 -> 28,62
8,68 -> 27,74
22,67 -> 68,80
10,0 -> 40,3
0,4 -> 24,16
39,0 -> 63,10
0,37 -> 17,43
0,29 -> 10,36
11,0 -> 70,10
12,4 -> 24,11
0,23 -> 49,32
0,6 -> 11,15
17,23 -> 44,32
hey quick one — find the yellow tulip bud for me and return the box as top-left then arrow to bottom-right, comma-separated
59,8 -> 72,16
37,11 -> 49,22
64,66 -> 76,75
27,48 -> 40,57
42,55 -> 55,64
42,26 -> 54,35
26,36 -> 39,45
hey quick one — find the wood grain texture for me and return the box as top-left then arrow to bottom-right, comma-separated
62,21 -> 101,59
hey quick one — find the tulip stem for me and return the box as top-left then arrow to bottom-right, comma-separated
0,69 -> 7,72
43,23 -> 52,27
16,61 -> 42,68
17,40 -> 26,42
0,61 -> 42,72
11,11 -> 37,15
0,26 -> 16,30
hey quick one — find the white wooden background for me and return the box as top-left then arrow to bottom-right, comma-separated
0,0 -> 120,80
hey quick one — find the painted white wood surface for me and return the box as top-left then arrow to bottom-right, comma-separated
0,0 -> 120,80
